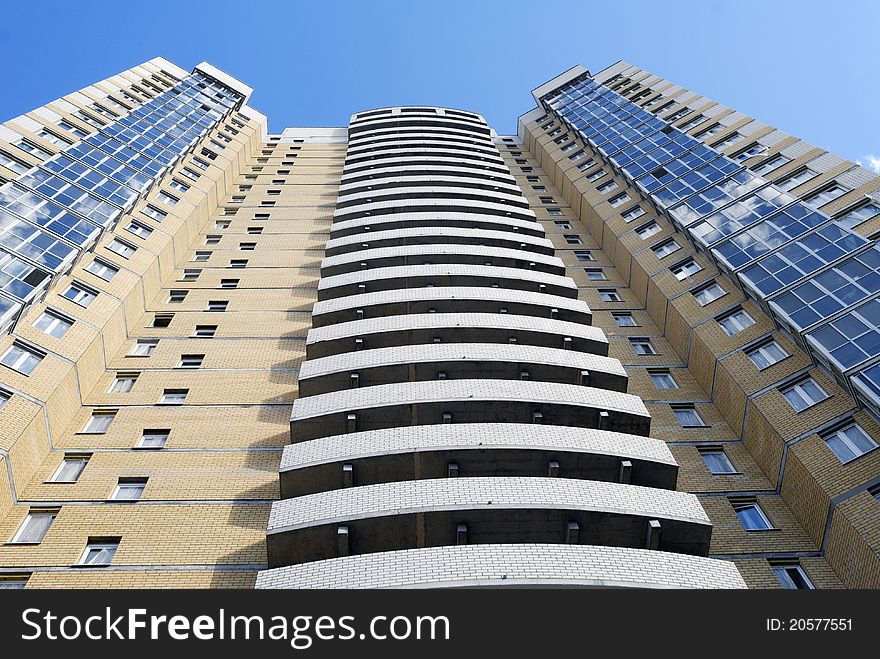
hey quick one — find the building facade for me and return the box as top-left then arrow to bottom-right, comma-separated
0,57 -> 876,589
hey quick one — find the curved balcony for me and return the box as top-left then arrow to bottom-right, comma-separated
328,215 -> 547,242
279,423 -> 678,497
256,544 -> 747,589
304,312 -> 606,359
265,476 -> 711,566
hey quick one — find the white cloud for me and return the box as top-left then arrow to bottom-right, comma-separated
857,154 -> 880,173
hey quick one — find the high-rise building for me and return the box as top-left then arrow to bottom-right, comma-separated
0,57 -> 876,590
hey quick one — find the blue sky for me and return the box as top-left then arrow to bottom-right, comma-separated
1,0 -> 878,169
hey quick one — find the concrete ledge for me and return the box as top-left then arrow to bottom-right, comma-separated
297,342 -> 627,396
266,477 -> 711,566
256,543 -> 746,589
289,379 -> 650,440
278,423 -> 677,496
310,287 -> 592,327
327,221 -> 548,248
305,312 -> 604,358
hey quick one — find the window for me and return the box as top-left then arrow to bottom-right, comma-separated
652,240 -> 680,259
613,313 -> 637,327
835,202 -> 880,230
129,339 -> 158,357
156,191 -> 178,206
751,154 -> 790,176
229,259 -> 248,269
539,196 -> 556,204
181,269 -> 201,282
205,235 -> 222,245
62,282 -> 98,307
599,289 -> 621,302
112,478 -> 147,501
673,405 -> 705,427
168,179 -> 190,193
247,227 -> 263,235
649,369 -> 678,389
181,167 -> 201,181
718,308 -> 755,336
554,220 -> 572,230
584,268 -> 607,281
168,290 -> 188,304
125,221 -> 152,240
596,180 -> 618,194
694,123 -> 722,139
671,259 -> 702,281
563,234 -> 582,245
260,201 -> 275,207
138,430 -> 168,449
107,239 -> 136,259
608,192 -> 631,208
772,563 -> 814,590
776,168 -> 816,191
33,310 -> 72,338
781,378 -> 827,412
179,354 -> 204,368
85,259 -> 118,281
621,206 -> 646,222
747,340 -> 788,369
193,251 -> 212,262
0,575 -> 29,589
152,314 -> 173,328
693,282 -> 726,306
630,337 -> 656,355
78,538 -> 120,566
804,184 -> 849,209
699,447 -> 736,475
50,455 -> 90,483
220,278 -> 239,289
11,510 -> 57,543
732,142 -> 767,162
142,205 -> 167,222
586,168 -> 607,182
546,208 -> 562,216
532,185 -> 547,192
194,325 -> 217,338
0,389 -> 10,408
823,423 -> 878,463
239,242 -> 256,251
81,410 -> 116,434
569,150 -> 586,161
109,372 -> 138,393
709,132 -> 742,150
0,150 -> 30,173
560,143 -> 577,153
526,176 -> 540,182
207,300 -> 228,312
731,499 -> 773,530
215,220 -> 230,230
636,222 -> 661,239
159,389 -> 188,405
1,343 -> 43,375
574,250 -> 595,261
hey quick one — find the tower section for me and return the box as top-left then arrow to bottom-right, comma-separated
257,106 -> 745,588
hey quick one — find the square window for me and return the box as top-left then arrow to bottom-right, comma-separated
613,313 -> 637,327
152,314 -> 173,328
1,343 -> 43,375
109,373 -> 138,393
699,448 -> 736,474
600,289 -> 622,302
33,310 -> 72,338
178,354 -> 204,368
50,455 -> 90,483
138,430 -> 168,449
718,309 -> 755,336
671,260 -> 702,281
673,405 -> 704,427
693,282 -> 726,306
649,369 -> 678,389
159,389 -> 188,405
731,499 -> 773,530
11,510 -> 57,543
781,378 -> 827,412
584,268 -> 607,281
82,411 -> 116,434
574,250 -> 594,261
62,282 -> 98,308
112,479 -> 147,501
564,234 -> 581,245
772,564 -> 814,589
630,337 -> 656,355
747,340 -> 788,369
129,339 -> 158,357
823,423 -> 878,463
78,538 -> 120,566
